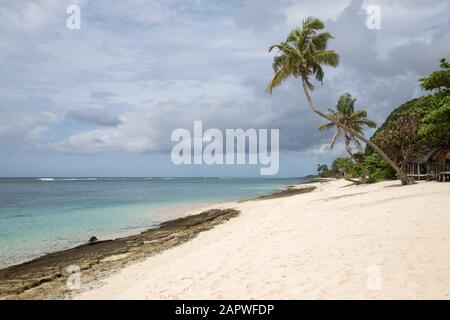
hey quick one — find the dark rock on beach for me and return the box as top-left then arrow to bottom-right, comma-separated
0,208 -> 240,300
250,186 -> 316,201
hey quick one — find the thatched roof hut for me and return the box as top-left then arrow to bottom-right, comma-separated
407,146 -> 441,163
405,144 -> 450,181
433,145 -> 450,161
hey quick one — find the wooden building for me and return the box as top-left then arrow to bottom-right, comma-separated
434,145 -> 450,182
406,145 -> 450,182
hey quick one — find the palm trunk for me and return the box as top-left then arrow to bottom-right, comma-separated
301,80 -> 411,185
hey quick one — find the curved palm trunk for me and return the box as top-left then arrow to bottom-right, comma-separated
301,80 -> 411,185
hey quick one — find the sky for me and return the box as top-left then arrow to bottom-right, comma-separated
0,0 -> 449,177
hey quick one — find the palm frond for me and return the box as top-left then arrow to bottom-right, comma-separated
317,122 -> 335,131
354,138 -> 363,152
314,50 -> 339,67
302,75 -> 315,91
312,32 -> 334,50
349,109 -> 368,120
267,17 -> 338,94
303,17 -> 325,31
330,128 -> 341,149
312,63 -> 325,82
326,108 -> 338,116
267,67 -> 292,94
354,119 -> 377,128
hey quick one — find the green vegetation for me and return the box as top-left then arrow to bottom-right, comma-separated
419,94 -> 450,146
319,57 -> 450,182
267,17 -> 339,94
373,114 -> 422,170
265,16 -> 448,184
318,93 -> 376,152
331,157 -> 358,178
267,17 -> 410,185
361,153 -> 395,181
318,93 -> 376,182
316,164 -> 330,177
419,58 -> 450,91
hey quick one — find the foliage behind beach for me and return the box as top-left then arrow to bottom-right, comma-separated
318,58 -> 450,181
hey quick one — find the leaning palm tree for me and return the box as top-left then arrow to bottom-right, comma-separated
318,93 -> 375,181
267,17 -> 410,185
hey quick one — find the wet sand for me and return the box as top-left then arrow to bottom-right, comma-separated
0,208 -> 240,299
0,183 -> 312,299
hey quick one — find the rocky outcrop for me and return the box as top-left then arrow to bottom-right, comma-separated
0,208 -> 239,300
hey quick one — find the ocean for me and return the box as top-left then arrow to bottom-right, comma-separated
0,177 -> 304,268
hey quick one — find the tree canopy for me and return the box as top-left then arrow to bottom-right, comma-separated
419,95 -> 450,145
419,58 -> 450,91
360,57 -> 450,181
267,17 -> 339,93
319,93 -> 376,151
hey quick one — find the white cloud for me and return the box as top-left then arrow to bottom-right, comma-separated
284,0 -> 350,26
67,107 -> 122,126
0,111 -> 58,146
1,0 -> 449,169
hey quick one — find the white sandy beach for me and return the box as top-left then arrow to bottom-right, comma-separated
76,179 -> 450,299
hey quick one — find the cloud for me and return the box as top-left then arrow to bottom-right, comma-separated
284,0 -> 349,26
326,0 -> 450,76
0,111 -> 58,149
90,91 -> 117,101
51,96 -> 326,154
67,107 -> 122,127
300,141 -> 347,160
313,0 -> 450,129
233,0 -> 287,32
1,0 -> 449,175
35,0 -> 450,158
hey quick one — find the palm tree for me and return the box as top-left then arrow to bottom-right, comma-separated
318,93 -> 375,181
267,17 -> 410,185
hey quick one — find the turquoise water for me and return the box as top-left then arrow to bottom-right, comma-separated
0,177 -> 304,268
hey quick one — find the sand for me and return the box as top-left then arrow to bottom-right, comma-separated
0,208 -> 240,299
75,179 -> 450,299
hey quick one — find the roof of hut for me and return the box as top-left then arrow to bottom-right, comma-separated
407,146 -> 442,163
433,145 -> 450,161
